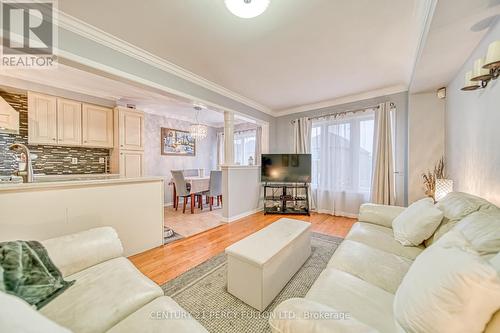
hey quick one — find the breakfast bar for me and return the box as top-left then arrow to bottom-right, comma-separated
0,175 -> 165,256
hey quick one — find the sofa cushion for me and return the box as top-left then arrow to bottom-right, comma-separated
107,296 -> 208,333
454,210 -> 500,255
392,198 -> 443,246
42,227 -> 123,278
41,257 -> 163,333
425,192 -> 495,246
306,268 -> 396,333
346,222 -> 423,260
394,230 -> 500,333
0,291 -> 71,333
327,240 -> 412,294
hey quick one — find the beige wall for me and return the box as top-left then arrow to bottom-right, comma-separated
408,92 -> 445,203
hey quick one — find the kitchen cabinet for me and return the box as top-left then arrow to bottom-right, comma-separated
111,107 -> 145,177
118,108 -> 144,150
119,150 -> 144,178
57,98 -> 82,146
28,92 -> 57,145
0,95 -> 19,134
82,104 -> 113,148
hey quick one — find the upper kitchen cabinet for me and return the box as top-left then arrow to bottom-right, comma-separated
57,98 -> 82,146
116,107 -> 144,150
82,104 -> 113,148
28,92 -> 57,145
0,95 -> 19,134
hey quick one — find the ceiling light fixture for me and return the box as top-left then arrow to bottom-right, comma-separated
225,0 -> 270,19
189,106 -> 208,140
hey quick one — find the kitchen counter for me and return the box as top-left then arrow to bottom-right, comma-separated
0,174 -> 165,256
0,174 -> 164,192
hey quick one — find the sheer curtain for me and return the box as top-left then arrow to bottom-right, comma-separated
311,110 -> 375,217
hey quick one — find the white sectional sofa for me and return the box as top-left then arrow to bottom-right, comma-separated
0,227 -> 207,333
270,192 -> 500,333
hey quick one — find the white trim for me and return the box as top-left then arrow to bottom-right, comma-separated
315,209 -> 358,219
408,0 -> 438,92
274,85 -> 408,116
221,207 -> 264,223
164,202 -> 174,208
57,49 -> 262,122
56,10 -> 273,116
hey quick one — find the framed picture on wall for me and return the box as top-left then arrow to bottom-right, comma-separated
161,128 -> 196,156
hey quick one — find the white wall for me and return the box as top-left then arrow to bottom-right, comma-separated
446,21 -> 500,206
221,165 -> 263,222
408,92 -> 445,203
144,113 -> 217,205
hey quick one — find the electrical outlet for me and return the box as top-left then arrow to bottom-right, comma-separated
99,157 -> 105,164
71,158 -> 78,165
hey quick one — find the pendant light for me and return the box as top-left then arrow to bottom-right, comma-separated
189,106 -> 208,140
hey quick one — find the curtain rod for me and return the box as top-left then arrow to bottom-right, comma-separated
290,102 -> 395,124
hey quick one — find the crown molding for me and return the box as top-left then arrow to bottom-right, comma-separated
274,85 -> 408,117
56,10 -> 274,116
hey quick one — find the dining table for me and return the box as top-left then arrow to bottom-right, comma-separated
171,176 -> 211,213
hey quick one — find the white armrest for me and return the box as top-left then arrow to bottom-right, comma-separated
358,204 -> 405,228
270,298 -> 379,333
42,227 -> 123,277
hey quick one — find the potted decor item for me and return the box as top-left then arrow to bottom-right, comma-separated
422,157 -> 446,201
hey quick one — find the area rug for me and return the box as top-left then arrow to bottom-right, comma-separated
161,232 -> 343,333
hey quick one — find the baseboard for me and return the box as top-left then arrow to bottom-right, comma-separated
315,209 -> 358,219
221,207 -> 264,223
164,202 -> 174,207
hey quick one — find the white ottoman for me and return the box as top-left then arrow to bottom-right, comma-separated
225,218 -> 311,311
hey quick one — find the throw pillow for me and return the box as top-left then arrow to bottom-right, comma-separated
0,240 -> 74,309
394,230 -> 500,333
392,198 -> 443,246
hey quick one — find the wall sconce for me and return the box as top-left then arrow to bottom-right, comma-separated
461,71 -> 480,91
435,179 -> 454,201
462,40 -> 500,91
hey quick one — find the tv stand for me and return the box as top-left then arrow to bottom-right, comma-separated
263,183 -> 310,216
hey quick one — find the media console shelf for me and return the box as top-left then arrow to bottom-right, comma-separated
263,183 -> 310,216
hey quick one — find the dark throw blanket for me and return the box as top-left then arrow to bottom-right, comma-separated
0,240 -> 74,309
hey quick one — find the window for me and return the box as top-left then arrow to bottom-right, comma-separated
234,130 -> 256,165
311,110 -> 375,216
312,113 -> 374,192
218,130 -> 257,166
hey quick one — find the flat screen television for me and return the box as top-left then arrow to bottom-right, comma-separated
261,154 -> 311,183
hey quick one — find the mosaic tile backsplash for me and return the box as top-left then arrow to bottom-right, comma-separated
0,91 -> 110,176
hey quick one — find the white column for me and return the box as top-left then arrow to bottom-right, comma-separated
224,111 -> 235,165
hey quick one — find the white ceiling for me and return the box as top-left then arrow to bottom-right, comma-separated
410,0 -> 500,93
0,65 -> 249,127
58,0 -> 426,112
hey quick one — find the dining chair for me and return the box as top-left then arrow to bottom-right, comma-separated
203,171 -> 223,211
171,170 -> 201,214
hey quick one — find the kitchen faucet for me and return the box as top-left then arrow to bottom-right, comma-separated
9,143 -> 34,183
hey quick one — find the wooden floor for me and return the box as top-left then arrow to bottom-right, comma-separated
130,212 -> 356,285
